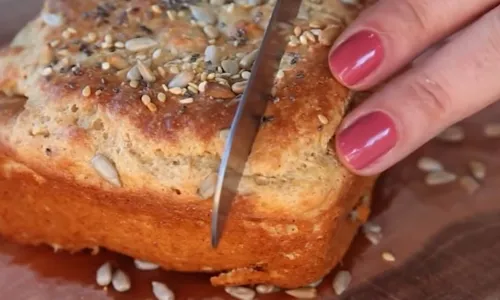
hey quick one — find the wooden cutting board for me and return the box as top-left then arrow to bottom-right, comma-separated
2,1 -> 500,299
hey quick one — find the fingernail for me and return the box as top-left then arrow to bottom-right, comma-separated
336,111 -> 397,170
329,30 -> 384,86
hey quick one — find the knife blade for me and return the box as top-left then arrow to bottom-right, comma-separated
211,0 -> 303,248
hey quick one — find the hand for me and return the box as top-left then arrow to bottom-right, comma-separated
329,0 -> 500,175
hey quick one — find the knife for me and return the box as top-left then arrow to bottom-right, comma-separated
211,0 -> 303,248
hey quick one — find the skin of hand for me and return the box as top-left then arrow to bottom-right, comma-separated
329,0 -> 500,176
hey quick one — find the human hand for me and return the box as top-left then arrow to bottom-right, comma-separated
329,0 -> 500,175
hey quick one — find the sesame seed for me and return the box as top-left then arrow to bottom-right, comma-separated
157,66 -> 166,77
104,34 -> 113,44
188,86 -> 199,94
95,90 -> 102,96
137,60 -> 156,82
157,92 -> 167,102
382,251 -> 396,262
169,66 -> 180,74
86,32 -> 97,43
161,84 -> 169,92
179,97 -> 194,104
169,87 -> 183,95
41,67 -> 53,76
293,26 -> 302,37
207,73 -> 216,80
82,86 -> 91,97
317,114 -> 328,125
288,35 -> 300,47
166,10 -> 176,20
304,31 -> 316,43
114,41 -> 125,48
299,35 -> 308,45
129,80 -> 139,88
101,62 -> 111,70
151,4 -> 162,14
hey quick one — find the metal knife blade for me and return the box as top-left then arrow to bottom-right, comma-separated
211,0 -> 303,248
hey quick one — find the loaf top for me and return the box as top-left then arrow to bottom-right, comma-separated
0,0 -> 365,216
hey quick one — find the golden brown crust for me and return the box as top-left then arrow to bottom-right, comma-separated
0,0 -> 378,288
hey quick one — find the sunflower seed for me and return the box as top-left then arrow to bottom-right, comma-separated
417,157 -> 443,172
364,231 -> 382,245
134,259 -> 160,270
382,251 -> 396,262
82,85 -> 92,97
436,126 -> 464,142
111,269 -> 131,292
190,5 -> 217,25
255,284 -> 279,294
285,287 -> 317,299
221,59 -> 239,75
91,154 -> 122,187
152,281 -> 175,300
204,45 -> 221,66
317,114 -> 328,125
127,65 -> 141,81
125,37 -> 158,52
198,173 -> 217,199
362,221 -> 381,234
203,25 -> 220,39
308,277 -> 323,287
168,71 -> 195,88
241,71 -> 251,80
332,270 -> 351,295
224,286 -> 256,300
240,50 -> 258,69
157,92 -> 167,102
469,160 -> 486,180
231,81 -> 248,94
459,176 -> 480,195
96,262 -> 112,286
425,171 -> 457,185
137,60 -> 156,82
484,122 -> 500,138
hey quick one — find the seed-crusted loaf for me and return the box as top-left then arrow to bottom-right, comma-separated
0,0 -> 377,289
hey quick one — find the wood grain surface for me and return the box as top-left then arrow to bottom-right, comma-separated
2,1 -> 500,300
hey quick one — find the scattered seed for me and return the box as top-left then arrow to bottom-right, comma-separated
362,221 -> 382,234
255,284 -> 279,294
169,65 -> 181,74
166,10 -> 176,20
240,50 -> 258,69
179,97 -> 194,104
469,160 -> 486,180
114,41 -> 125,48
151,4 -> 162,14
41,67 -> 53,76
82,85 -> 91,97
224,286 -> 256,300
285,287 -> 317,299
308,277 -> 323,287
299,35 -> 308,45
484,122 -> 500,138
382,251 -> 396,262
288,35 -> 300,47
101,62 -> 111,70
168,70 -> 195,88
364,231 -> 382,245
125,37 -> 158,52
241,71 -> 251,80
332,270 -> 352,295
137,60 -> 156,82
157,92 -> 167,102
232,81 -> 248,94
204,45 -> 221,66
152,281 -> 175,300
152,49 -> 162,60
304,31 -> 316,42
203,25 -> 220,39
293,26 -> 302,36
134,259 -> 160,270
317,114 -> 328,125
198,81 -> 208,93
108,55 -> 128,69
130,80 -> 139,88
157,66 -> 166,77
276,70 -> 285,79
198,173 -> 217,199
221,59 -> 240,75
417,157 -> 443,172
425,170 -> 457,185
127,65 -> 141,81
459,175 -> 480,195
169,87 -> 183,95
436,126 -> 464,142
91,154 -> 122,187
111,269 -> 131,292
96,262 -> 112,286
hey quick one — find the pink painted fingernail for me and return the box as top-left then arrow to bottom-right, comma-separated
336,111 -> 398,170
329,30 -> 384,86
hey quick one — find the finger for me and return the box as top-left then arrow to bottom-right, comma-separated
328,0 -> 499,89
334,4 -> 500,175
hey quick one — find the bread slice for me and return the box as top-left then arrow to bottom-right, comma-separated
0,0 -> 377,288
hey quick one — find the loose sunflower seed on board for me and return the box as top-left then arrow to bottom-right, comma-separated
152,281 -> 175,300
332,270 -> 352,295
224,286 -> 256,300
96,262 -> 112,286
436,125 -> 464,142
255,284 -> 279,294
285,287 -> 317,299
469,160 -> 486,180
111,269 -> 131,292
459,175 -> 480,195
425,170 -> 457,185
417,157 -> 443,172
134,259 -> 160,270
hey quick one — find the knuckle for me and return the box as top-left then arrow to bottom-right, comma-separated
406,72 -> 452,119
392,0 -> 432,34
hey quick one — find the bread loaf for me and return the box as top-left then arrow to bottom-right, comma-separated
0,0 -> 377,288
